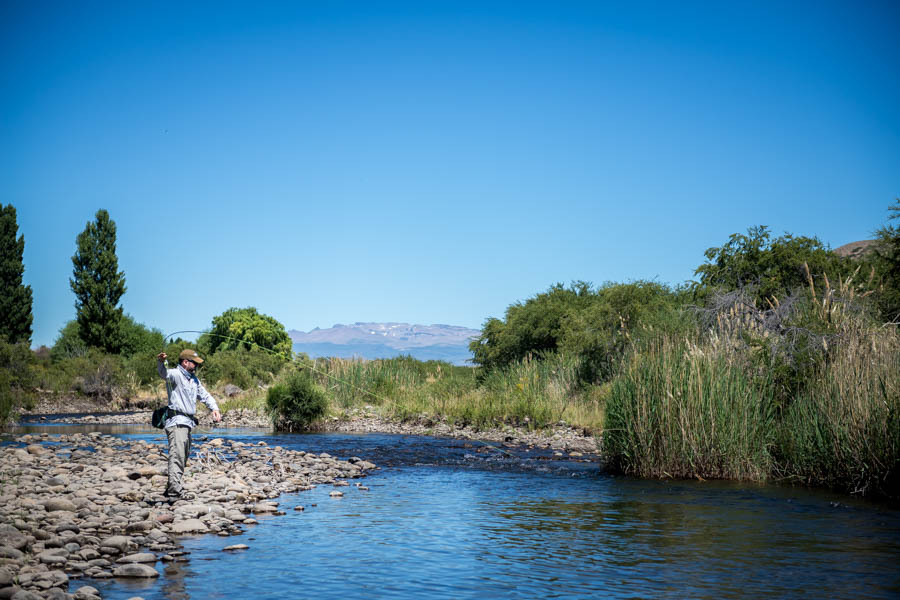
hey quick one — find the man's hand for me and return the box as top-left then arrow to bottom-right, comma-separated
157,352 -> 167,362
211,410 -> 221,422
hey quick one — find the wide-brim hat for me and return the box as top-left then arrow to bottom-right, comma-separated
178,349 -> 204,364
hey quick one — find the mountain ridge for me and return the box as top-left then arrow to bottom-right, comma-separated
288,322 -> 480,365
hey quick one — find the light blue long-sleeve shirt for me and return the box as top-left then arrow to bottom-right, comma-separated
157,362 -> 219,429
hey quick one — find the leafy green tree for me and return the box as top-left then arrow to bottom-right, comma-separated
471,280 -> 686,379
207,307 -> 292,357
871,199 -> 900,322
560,281 -> 684,382
70,210 -> 127,353
50,320 -> 88,361
0,204 -> 33,344
694,226 -> 852,306
470,282 -> 596,371
118,314 -> 164,356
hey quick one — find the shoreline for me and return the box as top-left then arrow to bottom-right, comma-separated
0,429 -> 376,600
2,408 -> 598,599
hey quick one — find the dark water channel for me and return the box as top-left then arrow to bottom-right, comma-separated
7,421 -> 900,599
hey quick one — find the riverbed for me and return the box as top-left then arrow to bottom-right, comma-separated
5,421 -> 900,599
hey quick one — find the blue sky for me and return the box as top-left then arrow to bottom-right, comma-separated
3,1 -> 898,348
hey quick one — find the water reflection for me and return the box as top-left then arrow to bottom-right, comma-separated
480,479 -> 900,599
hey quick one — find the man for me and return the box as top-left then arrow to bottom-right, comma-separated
156,348 -> 221,500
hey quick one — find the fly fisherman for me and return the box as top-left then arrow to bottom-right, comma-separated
156,349 -> 221,500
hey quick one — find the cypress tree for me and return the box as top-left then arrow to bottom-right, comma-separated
70,209 -> 127,353
0,204 -> 33,344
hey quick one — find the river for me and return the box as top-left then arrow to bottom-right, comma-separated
7,422 -> 900,599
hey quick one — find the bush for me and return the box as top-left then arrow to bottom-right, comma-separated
693,225 -> 853,307
469,280 -> 687,385
123,350 -> 164,386
203,347 -> 288,388
0,338 -> 37,422
41,349 -> 129,402
470,281 -> 596,371
561,281 -> 687,384
118,314 -> 164,356
50,320 -> 88,361
266,370 -> 327,430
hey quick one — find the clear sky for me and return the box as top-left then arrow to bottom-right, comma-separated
2,1 -> 898,348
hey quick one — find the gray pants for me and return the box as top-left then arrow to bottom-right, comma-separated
165,425 -> 192,495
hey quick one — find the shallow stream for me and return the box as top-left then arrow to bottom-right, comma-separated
7,421 -> 900,599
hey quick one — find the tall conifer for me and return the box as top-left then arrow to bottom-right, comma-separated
0,204 -> 33,344
70,209 -> 127,352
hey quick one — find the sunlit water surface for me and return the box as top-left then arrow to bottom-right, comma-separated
5,420 -> 900,599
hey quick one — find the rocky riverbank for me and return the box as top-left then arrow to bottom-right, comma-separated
0,432 -> 375,600
319,413 -> 600,455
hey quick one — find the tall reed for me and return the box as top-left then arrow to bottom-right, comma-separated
604,334 -> 776,481
774,290 -> 900,496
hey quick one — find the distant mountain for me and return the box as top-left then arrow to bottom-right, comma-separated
288,322 -> 480,365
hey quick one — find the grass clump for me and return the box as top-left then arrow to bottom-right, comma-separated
304,354 -> 605,433
604,334 -> 776,481
266,370 -> 328,431
774,287 -> 900,497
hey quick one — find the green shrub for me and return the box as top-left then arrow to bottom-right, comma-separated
50,320 -> 88,361
0,338 -> 37,422
693,225 -> 853,307
123,350 -> 165,386
266,370 -> 327,430
202,351 -> 254,388
41,349 -> 129,401
118,314 -> 164,356
203,347 -> 287,388
470,280 -> 685,383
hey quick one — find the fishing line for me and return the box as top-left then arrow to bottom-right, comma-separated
161,330 -> 389,404
158,330 -> 514,457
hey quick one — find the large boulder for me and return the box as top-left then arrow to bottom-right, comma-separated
112,564 -> 159,578
0,547 -> 24,560
43,498 -> 77,512
98,536 -> 131,553
223,385 -> 243,398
